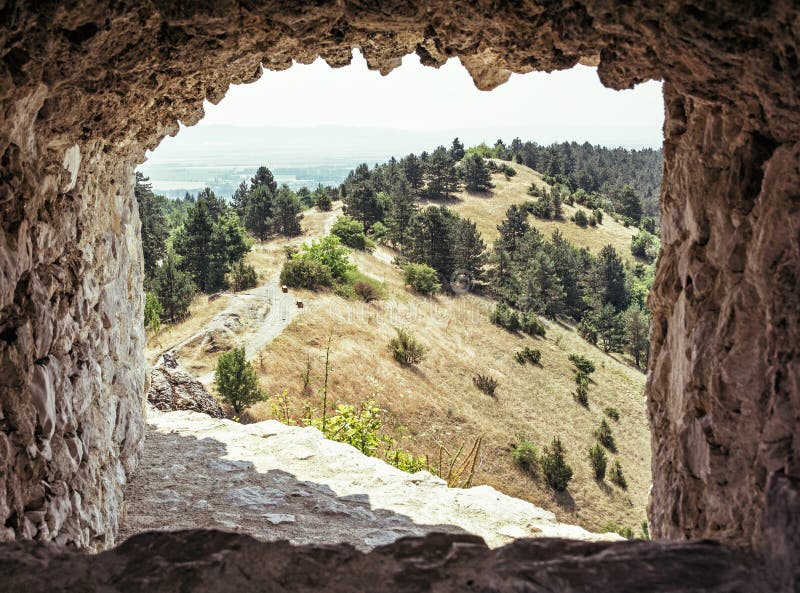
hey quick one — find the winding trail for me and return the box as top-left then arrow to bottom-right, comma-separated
168,204 -> 342,385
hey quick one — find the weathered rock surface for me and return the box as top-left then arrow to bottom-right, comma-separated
147,367 -> 223,418
0,529 -> 773,593
1,2 -> 799,588
119,407 -> 616,549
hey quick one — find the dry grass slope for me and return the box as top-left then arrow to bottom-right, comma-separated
248,248 -> 649,535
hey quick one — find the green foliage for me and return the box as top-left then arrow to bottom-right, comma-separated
229,260 -> 257,291
631,230 -> 659,262
520,312 -> 547,337
214,346 -> 265,415
490,303 -> 520,331
403,263 -> 442,295
602,521 -> 634,539
460,153 -> 493,193
604,406 -> 621,421
273,185 -> 304,237
424,146 -> 460,199
568,354 -> 596,375
595,419 -> 617,452
370,220 -> 389,240
281,236 -> 354,290
310,401 -> 383,456
624,306 -> 651,369
573,375 -> 589,407
593,208 -> 604,224
472,374 -> 498,397
153,251 -> 195,322
609,459 -> 628,489
135,173 -> 169,286
385,447 -> 428,473
541,437 -> 573,491
640,520 -> 651,540
512,439 -> 540,476
315,185 -> 333,211
388,327 -> 426,366
588,443 -> 608,480
449,137 -> 466,161
514,347 -> 541,366
331,215 -> 370,250
280,257 -> 334,289
572,209 -> 589,227
144,291 -> 162,335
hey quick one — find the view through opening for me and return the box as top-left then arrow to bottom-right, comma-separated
131,50 -> 664,545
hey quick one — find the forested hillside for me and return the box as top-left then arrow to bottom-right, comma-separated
137,137 -> 661,539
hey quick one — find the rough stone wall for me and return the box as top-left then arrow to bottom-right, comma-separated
0,141 -> 147,547
649,86 -> 800,583
0,0 -> 798,570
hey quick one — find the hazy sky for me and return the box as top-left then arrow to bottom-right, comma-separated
192,51 -> 664,146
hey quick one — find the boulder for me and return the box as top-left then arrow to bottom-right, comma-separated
147,366 -> 224,418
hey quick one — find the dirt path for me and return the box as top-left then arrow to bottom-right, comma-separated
166,205 -> 342,385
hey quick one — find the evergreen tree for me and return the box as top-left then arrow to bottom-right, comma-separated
541,437 -> 573,491
552,187 -> 564,219
231,180 -> 250,218
519,251 -> 566,319
496,205 -> 530,255
314,184 -> 333,211
616,184 -> 643,223
195,187 -> 226,223
342,163 -> 386,227
461,153 -> 493,193
586,245 -> 630,312
407,206 -> 457,278
593,303 -> 626,353
624,306 -> 650,368
424,146 -> 459,200
449,137 -> 465,161
250,165 -> 278,194
402,153 -> 423,194
451,217 -> 487,282
244,185 -> 274,241
153,251 -> 195,322
386,181 -> 418,248
135,172 -> 169,285
173,198 -> 216,291
273,185 -> 304,236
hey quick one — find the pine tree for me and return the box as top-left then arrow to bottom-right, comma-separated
407,206 -> 456,278
153,251 -> 195,322
250,165 -> 278,194
451,217 -> 487,282
314,184 -> 333,211
342,163 -> 385,227
496,205 -> 530,255
244,185 -> 274,241
273,186 -> 304,236
624,306 -> 650,368
231,180 -> 250,218
402,154 -> 423,194
386,181 -> 418,249
135,172 -> 169,285
541,437 -> 573,491
173,198 -> 215,291
461,153 -> 493,193
449,137 -> 465,161
424,146 -> 459,200
586,245 -> 630,312
616,184 -> 643,223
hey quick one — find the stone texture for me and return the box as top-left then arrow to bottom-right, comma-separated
0,0 -> 798,587
0,529 -> 774,593
118,407 -> 618,549
147,365 -> 224,418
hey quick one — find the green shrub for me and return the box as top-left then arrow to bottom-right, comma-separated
490,303 -> 520,331
331,215 -> 369,249
309,400 -> 383,456
514,347 -> 542,366
631,230 -> 659,262
602,521 -> 634,539
403,263 -> 442,295
388,327 -> 426,366
593,208 -> 604,224
541,437 -> 573,491
588,443 -> 608,480
280,257 -> 334,289
473,374 -> 499,397
520,312 -> 546,337
229,260 -> 258,291
595,419 -> 617,452
370,221 -> 389,240
573,382 -> 589,407
214,346 -> 265,415
512,439 -> 540,476
604,406 -> 621,421
640,520 -> 651,540
144,291 -> 162,335
609,459 -> 628,489
572,209 -> 589,227
346,270 -> 385,302
568,353 -> 596,375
